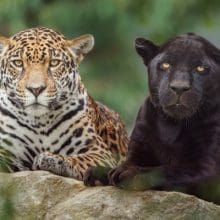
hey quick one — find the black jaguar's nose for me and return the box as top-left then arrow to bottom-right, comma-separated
170,81 -> 190,95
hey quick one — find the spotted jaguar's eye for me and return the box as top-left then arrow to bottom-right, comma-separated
196,66 -> 205,73
160,62 -> 170,70
50,59 -> 61,67
12,59 -> 23,68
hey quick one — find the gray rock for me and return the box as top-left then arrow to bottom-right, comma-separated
0,171 -> 220,220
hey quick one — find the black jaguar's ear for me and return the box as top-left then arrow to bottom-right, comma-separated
206,46 -> 220,65
135,38 -> 159,65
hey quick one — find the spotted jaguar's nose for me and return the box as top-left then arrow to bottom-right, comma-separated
26,86 -> 46,97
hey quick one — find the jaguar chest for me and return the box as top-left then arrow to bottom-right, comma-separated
0,106 -> 94,162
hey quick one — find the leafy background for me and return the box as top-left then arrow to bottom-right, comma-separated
0,0 -> 220,218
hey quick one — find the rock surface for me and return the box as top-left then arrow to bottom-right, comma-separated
0,171 -> 220,220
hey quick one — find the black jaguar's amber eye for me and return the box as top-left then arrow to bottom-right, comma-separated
50,59 -> 61,67
196,66 -> 205,73
160,62 -> 170,70
12,59 -> 23,68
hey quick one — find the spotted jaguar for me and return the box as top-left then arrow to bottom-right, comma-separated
0,27 -> 128,183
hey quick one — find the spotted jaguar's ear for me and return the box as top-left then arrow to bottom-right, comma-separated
67,34 -> 94,63
0,36 -> 9,87
0,36 -> 10,56
135,38 -> 159,65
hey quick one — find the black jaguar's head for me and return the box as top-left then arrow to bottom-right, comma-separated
135,33 -> 220,119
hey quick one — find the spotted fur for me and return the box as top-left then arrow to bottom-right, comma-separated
0,27 -> 128,181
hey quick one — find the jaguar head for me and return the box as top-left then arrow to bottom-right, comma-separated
135,33 -> 220,119
0,27 -> 94,116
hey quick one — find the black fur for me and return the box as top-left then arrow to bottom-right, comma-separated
86,33 -> 220,204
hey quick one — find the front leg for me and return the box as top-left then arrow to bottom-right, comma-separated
109,163 -> 165,190
33,152 -> 65,175
32,140 -> 118,182
105,138 -> 161,189
107,140 -> 220,194
109,159 -> 220,199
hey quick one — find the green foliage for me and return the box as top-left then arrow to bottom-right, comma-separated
0,166 -> 14,220
0,185 -> 15,220
0,148 -> 15,220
